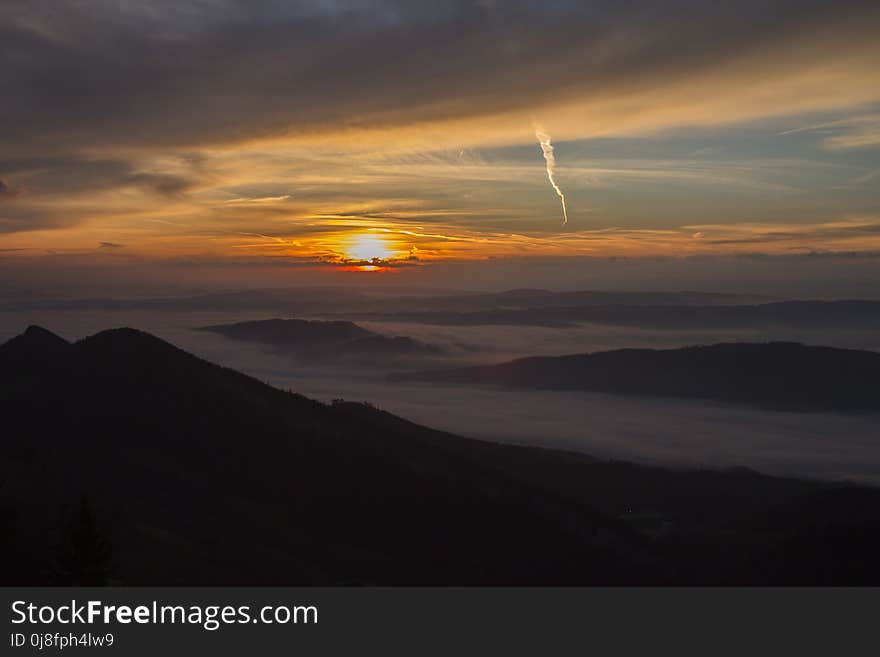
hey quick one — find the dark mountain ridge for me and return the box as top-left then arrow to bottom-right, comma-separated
393,342 -> 880,412
0,325 -> 657,584
2,327 -> 880,585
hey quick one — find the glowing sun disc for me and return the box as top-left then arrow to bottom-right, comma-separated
345,233 -> 394,262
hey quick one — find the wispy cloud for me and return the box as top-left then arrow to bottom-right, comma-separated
823,115 -> 880,150
778,113 -> 880,150
1,1 -> 879,271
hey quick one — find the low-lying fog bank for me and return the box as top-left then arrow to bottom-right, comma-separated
2,304 -> 879,485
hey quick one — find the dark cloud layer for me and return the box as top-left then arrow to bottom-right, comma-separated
0,179 -> 19,200
1,0 -> 877,154
3,250 -> 880,300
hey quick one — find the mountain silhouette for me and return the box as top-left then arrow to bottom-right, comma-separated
394,342 -> 880,411
197,318 -> 442,362
2,327 -> 880,584
0,326 -> 659,584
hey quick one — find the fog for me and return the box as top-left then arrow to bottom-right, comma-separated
295,379 -> 880,485
3,292 -> 880,485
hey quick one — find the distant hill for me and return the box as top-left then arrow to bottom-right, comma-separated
197,318 -> 443,362
394,342 -> 880,412
353,300 -> 880,329
3,326 -> 880,585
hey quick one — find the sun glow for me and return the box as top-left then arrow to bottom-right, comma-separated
344,232 -> 397,264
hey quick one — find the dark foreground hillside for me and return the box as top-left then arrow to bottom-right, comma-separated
394,342 -> 880,412
2,326 -> 880,585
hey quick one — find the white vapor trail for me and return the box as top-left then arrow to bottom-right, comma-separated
535,127 -> 568,226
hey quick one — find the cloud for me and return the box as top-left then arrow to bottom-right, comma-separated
1,1 -> 878,156
778,113 -> 880,150
126,173 -> 197,197
823,115 -> 880,150
0,179 -> 20,200
0,155 -> 205,234
98,241 -> 124,249
1,0 -> 879,262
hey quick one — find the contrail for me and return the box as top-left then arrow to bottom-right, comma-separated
535,127 -> 568,226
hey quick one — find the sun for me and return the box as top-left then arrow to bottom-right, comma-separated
345,232 -> 395,263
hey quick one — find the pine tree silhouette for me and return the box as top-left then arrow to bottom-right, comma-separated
0,478 -> 16,581
49,496 -> 113,585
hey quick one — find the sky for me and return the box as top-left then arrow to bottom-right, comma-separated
2,0 -> 880,293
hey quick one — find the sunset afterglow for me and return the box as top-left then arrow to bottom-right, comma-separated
1,1 -> 879,289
